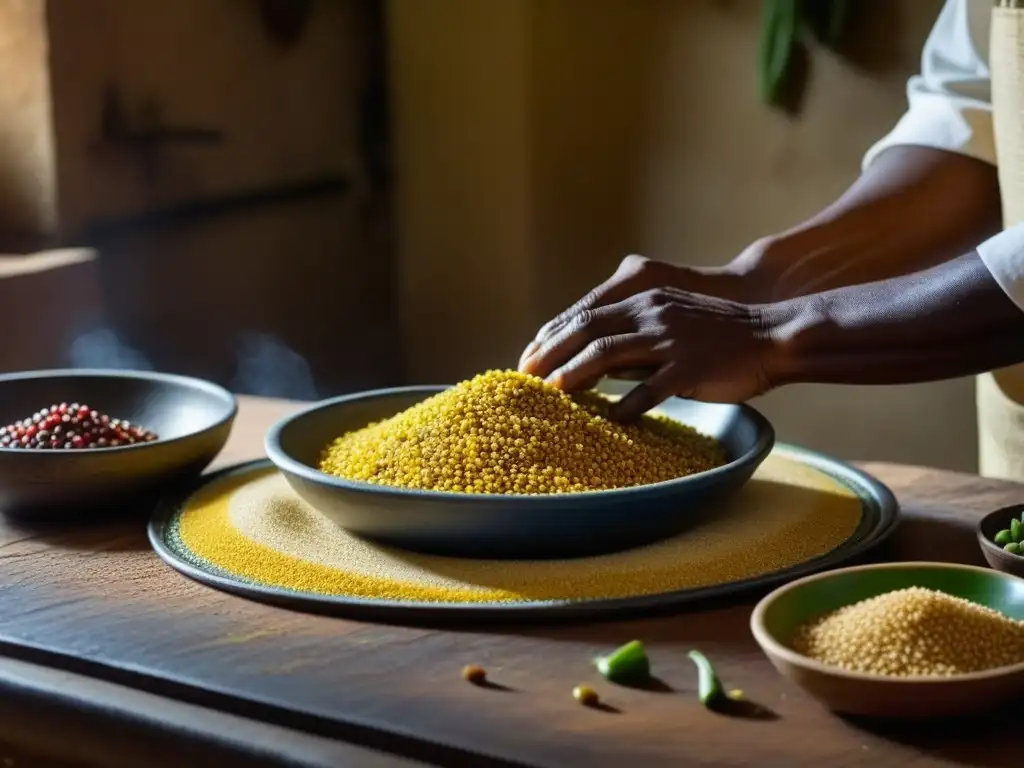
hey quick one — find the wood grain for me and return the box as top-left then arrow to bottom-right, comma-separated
0,396 -> 1018,767
0,655 -> 424,768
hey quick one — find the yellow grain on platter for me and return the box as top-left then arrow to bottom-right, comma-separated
175,453 -> 863,605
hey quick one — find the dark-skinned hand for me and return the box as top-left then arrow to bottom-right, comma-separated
518,255 -> 780,421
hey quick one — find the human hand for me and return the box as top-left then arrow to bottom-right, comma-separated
518,256 -> 784,420
519,255 -> 757,370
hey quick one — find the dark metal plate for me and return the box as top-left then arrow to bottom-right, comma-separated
148,447 -> 899,625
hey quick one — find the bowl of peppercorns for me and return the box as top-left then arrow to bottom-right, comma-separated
0,369 -> 237,517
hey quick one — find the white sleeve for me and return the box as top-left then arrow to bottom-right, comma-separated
862,0 -> 995,170
979,225 -> 1024,312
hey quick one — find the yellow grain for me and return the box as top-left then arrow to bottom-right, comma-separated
318,370 -> 726,494
791,587 -> 1024,677
175,454 -> 863,604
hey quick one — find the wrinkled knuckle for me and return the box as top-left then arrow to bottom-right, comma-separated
641,287 -> 670,307
551,307 -> 577,328
580,288 -> 602,307
588,336 -> 616,357
571,309 -> 596,333
536,320 -> 558,339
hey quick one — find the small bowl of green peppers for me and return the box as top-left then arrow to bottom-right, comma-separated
977,504 -> 1024,577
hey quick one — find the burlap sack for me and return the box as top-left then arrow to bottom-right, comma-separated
978,7 -> 1024,479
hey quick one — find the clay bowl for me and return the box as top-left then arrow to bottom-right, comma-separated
265,380 -> 775,559
0,369 -> 237,518
751,562 -> 1024,718
978,505 -> 1024,578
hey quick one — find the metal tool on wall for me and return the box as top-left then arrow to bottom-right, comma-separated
93,85 -> 223,183
87,85 -> 347,243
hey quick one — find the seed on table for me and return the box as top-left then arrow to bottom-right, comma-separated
462,664 -> 487,685
572,685 -> 599,707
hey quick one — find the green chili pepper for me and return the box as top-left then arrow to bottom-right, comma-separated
1005,543 -> 1021,555
688,649 -> 725,708
758,0 -> 799,106
995,529 -> 1014,546
1012,519 -> 1022,543
595,640 -> 650,684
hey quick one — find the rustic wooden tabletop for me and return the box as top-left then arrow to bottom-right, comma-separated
0,396 -> 1016,767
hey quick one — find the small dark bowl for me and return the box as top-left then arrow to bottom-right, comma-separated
978,505 -> 1024,577
0,369 -> 237,517
265,380 -> 775,559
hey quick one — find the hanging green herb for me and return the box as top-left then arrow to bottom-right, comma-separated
758,0 -> 799,107
757,0 -> 854,112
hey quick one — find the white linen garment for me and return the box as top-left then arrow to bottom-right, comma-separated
856,0 -> 1024,477
863,0 -> 1024,313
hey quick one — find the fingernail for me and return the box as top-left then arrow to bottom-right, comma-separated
546,372 -> 564,389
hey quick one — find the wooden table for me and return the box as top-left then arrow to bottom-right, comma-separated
0,396 -> 1018,767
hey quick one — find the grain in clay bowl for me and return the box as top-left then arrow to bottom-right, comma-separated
265,378 -> 774,559
751,562 -> 1024,718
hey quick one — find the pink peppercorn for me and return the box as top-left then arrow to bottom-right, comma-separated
0,404 -> 159,450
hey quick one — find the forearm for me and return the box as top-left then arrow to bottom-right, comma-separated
770,251 -> 1024,386
738,147 -> 1002,301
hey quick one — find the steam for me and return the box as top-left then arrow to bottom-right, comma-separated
67,327 -> 154,371
231,332 -> 319,400
65,326 -> 319,400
